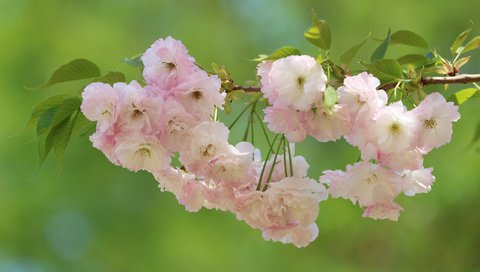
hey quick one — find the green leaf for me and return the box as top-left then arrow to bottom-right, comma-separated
27,94 -> 75,128
72,112 -> 95,137
390,30 -> 429,49
304,11 -> 331,50
371,29 -> 391,62
43,59 -> 101,88
461,36 -> 480,54
362,59 -> 403,82
451,25 -> 472,55
397,54 -> 429,65
95,72 -> 126,85
36,97 -> 81,136
121,54 -> 144,68
254,46 -> 301,61
323,85 -> 338,110
340,35 -> 369,65
448,88 -> 479,105
52,111 -> 78,176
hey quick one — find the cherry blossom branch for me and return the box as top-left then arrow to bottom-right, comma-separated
232,73 -> 480,92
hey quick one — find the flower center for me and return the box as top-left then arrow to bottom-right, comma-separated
191,90 -> 203,100
390,123 -> 400,135
163,62 -> 176,71
366,173 -> 378,184
201,143 -> 216,157
296,76 -> 305,89
132,109 -> 144,119
135,147 -> 151,158
424,118 -> 437,130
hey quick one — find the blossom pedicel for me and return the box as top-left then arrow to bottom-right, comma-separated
81,36 -> 460,247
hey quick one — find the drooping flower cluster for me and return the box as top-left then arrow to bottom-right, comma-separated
259,62 -> 460,221
81,36 -> 460,247
81,37 -> 328,247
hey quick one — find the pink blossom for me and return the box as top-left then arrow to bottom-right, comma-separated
305,104 -> 351,142
89,130 -> 119,165
179,121 -> 230,175
263,106 -> 307,143
118,81 -> 163,134
81,82 -> 120,133
362,202 -> 402,221
236,177 -> 327,247
321,161 -> 403,221
412,92 -> 460,153
142,36 -> 201,90
371,101 -> 417,154
174,74 -> 224,120
161,98 -> 197,152
399,168 -> 435,196
258,55 -> 327,110
114,132 -> 170,173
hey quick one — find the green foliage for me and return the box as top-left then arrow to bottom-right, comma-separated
121,54 -> 144,68
95,72 -> 126,85
254,46 -> 301,61
362,59 -> 403,82
340,35 -> 369,65
461,36 -> 480,54
448,88 -> 479,105
390,30 -> 429,49
451,24 -> 472,55
41,59 -> 101,88
304,11 -> 331,50
371,29 -> 391,62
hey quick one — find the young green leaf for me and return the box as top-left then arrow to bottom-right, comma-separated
53,111 -> 79,176
26,94 -> 76,128
362,59 -> 403,82
72,112 -> 95,137
36,97 -> 81,136
447,88 -> 479,105
461,36 -> 480,54
95,72 -> 126,85
371,29 -> 391,62
397,54 -> 429,66
340,36 -> 369,65
254,46 -> 301,61
390,30 -> 429,49
43,59 -> 101,88
304,11 -> 331,50
451,25 -> 472,55
121,54 -> 144,68
323,85 -> 338,110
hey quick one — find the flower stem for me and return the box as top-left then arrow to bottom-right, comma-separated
263,135 -> 285,191
286,140 -> 293,177
257,134 -> 279,191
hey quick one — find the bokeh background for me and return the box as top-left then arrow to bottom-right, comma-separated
1,0 -> 480,271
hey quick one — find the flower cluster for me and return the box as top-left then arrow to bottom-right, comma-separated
81,37 -> 460,247
259,60 -> 460,221
81,37 -> 328,247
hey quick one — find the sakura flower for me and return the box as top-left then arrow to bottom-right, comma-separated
305,104 -> 351,142
161,98 -> 197,152
142,36 -> 201,90
338,72 -> 387,119
236,177 -> 327,247
263,106 -> 307,143
89,130 -> 119,165
179,121 -> 230,174
118,81 -> 163,134
399,168 -> 435,196
176,179 -> 209,212
174,74 -> 224,120
321,161 -> 403,221
114,132 -> 170,173
412,92 -> 460,153
259,55 -> 327,110
81,82 -> 120,133
372,101 -> 417,154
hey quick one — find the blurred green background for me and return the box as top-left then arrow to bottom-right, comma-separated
1,0 -> 480,271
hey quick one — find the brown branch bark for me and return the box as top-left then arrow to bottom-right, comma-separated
232,74 -> 480,92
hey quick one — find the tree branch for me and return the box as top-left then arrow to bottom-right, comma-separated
232,74 -> 480,92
